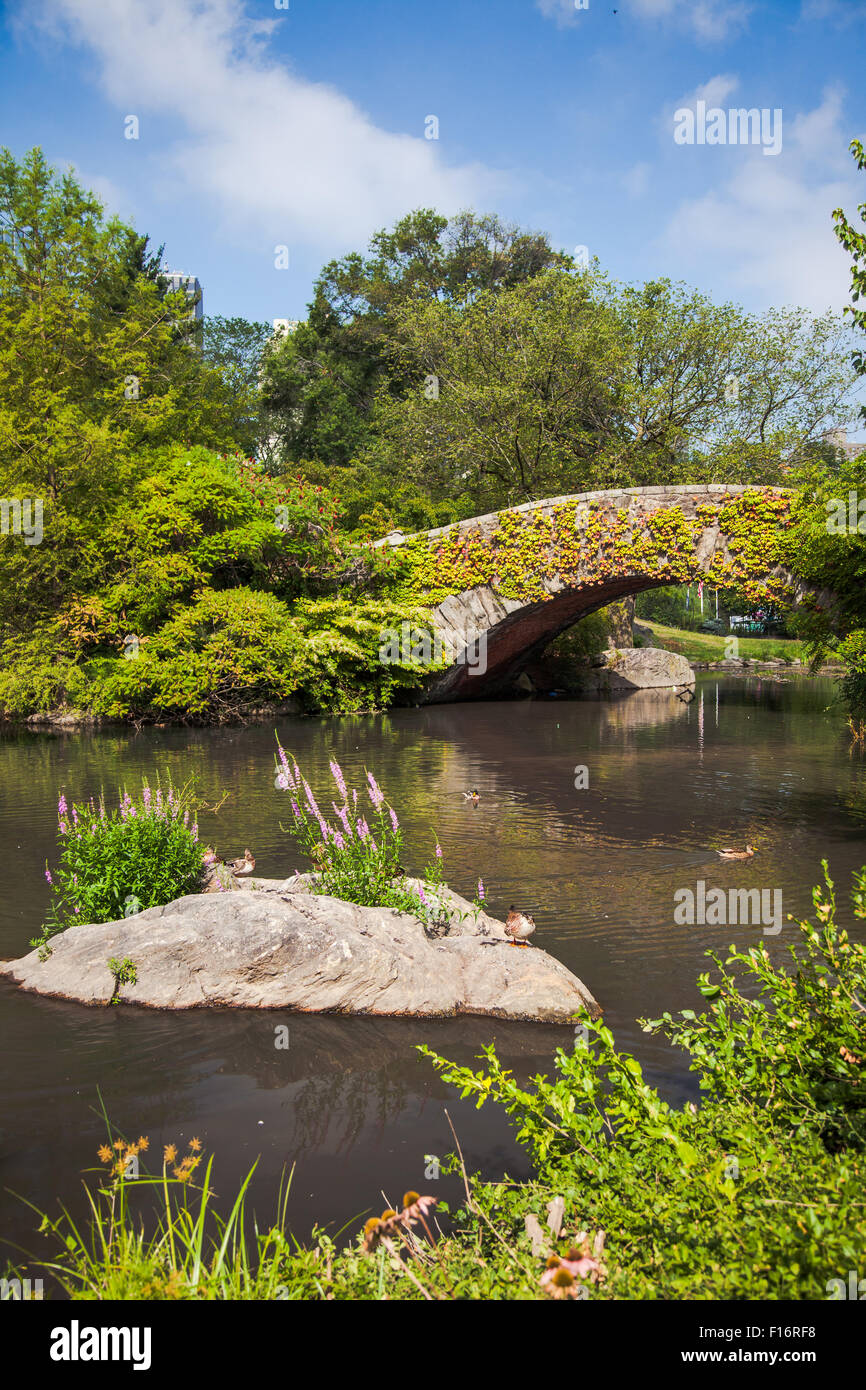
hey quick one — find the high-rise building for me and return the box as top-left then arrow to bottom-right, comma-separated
822,427 -> 865,461
163,271 -> 203,322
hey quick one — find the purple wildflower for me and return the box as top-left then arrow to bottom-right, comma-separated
44,868 -> 53,884
276,772 -> 290,791
329,760 -> 348,801
435,843 -> 442,858
389,807 -> 399,833
142,786 -> 152,811
357,818 -> 369,841
477,879 -> 485,901
303,780 -> 321,819
290,799 -> 301,820
366,771 -> 384,811
57,794 -> 68,818
332,831 -> 346,851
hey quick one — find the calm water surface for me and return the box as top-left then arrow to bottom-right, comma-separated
2,676 -> 865,1274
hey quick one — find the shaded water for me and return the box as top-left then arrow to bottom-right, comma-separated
2,676 -> 865,1273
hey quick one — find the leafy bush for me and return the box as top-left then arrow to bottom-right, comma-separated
838,629 -> 866,721
37,780 -> 206,952
419,861 -> 866,1299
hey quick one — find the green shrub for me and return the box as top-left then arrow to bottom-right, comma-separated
419,860 -> 866,1299
37,780 -> 206,952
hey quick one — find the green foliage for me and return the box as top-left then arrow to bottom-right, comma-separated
200,315 -> 274,457
783,452 -> 866,713
36,780 -> 205,951
394,490 -> 801,611
0,444 -> 432,721
107,957 -> 139,1000
368,269 -> 854,512
833,138 -> 866,402
0,149 -> 248,636
275,748 -> 452,926
260,208 -> 568,470
417,861 -> 866,1299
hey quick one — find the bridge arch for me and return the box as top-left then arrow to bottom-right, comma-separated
380,484 -> 833,702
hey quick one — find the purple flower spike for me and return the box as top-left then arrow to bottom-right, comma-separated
44,868 -> 52,884
477,879 -> 485,901
329,760 -> 348,801
435,843 -> 442,858
389,807 -> 399,833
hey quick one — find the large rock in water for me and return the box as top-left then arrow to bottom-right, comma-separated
0,878 -> 600,1024
585,644 -> 695,691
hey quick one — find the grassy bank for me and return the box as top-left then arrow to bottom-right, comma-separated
640,620 -> 808,665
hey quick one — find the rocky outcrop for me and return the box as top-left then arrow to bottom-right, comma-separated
0,878 -> 601,1024
583,645 -> 695,692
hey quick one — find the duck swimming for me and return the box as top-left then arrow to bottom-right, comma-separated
462,788 -> 480,804
717,845 -> 756,860
505,906 -> 536,947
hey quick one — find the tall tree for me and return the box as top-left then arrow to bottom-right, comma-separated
366,268 -> 855,511
200,314 -> 274,456
0,147 -> 241,630
260,208 -> 570,468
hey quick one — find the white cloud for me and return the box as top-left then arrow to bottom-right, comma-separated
676,73 -> 740,111
21,0 -> 499,253
537,0 -> 750,42
659,88 -> 862,310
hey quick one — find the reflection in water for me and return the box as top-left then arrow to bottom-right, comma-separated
2,676 -> 865,1268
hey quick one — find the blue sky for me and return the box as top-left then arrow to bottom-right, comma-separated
2,0 -> 866,333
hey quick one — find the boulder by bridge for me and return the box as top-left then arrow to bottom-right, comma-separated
379,484 -> 833,701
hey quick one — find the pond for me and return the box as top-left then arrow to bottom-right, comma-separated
2,675 -> 865,1273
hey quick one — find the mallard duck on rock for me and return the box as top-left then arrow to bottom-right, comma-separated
505,906 -> 536,947
228,849 -> 256,876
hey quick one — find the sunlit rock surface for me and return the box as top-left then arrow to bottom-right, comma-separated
0,879 -> 601,1023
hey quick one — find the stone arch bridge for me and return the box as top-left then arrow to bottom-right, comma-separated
379,484 -> 829,702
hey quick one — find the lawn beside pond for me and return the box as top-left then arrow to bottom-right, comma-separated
639,621 -> 809,665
